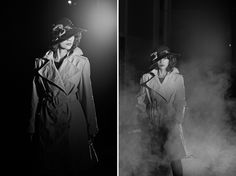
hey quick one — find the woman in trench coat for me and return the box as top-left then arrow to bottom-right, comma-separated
28,18 -> 99,176
137,46 -> 187,176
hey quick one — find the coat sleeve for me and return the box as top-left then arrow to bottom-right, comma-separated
136,74 -> 150,113
78,58 -> 99,137
174,75 -> 187,124
28,76 -> 39,134
28,58 -> 43,134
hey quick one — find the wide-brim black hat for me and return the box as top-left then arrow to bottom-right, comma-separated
51,17 -> 87,45
149,45 -> 180,69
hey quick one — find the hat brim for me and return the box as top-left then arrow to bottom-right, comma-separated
149,52 -> 180,69
51,27 -> 86,45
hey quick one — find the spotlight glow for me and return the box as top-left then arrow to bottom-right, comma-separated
86,1 -> 117,53
72,0 -> 117,73
68,0 -> 72,5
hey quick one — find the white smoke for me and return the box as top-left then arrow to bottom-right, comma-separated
179,55 -> 236,176
119,53 -> 236,176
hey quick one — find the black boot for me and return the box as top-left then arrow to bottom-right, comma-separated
170,160 -> 183,176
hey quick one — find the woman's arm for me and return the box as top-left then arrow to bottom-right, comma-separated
78,58 -> 99,138
174,75 -> 187,124
136,75 -> 149,112
28,76 -> 39,134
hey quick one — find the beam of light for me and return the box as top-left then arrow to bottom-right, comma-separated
73,0 -> 117,56
86,1 -> 117,54
71,0 -> 117,90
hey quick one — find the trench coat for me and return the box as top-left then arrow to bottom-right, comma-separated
28,47 -> 98,175
137,67 -> 187,161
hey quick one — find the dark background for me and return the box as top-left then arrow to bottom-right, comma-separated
119,0 -> 236,98
1,0 -> 117,175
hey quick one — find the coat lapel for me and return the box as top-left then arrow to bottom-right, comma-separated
38,58 -> 67,93
146,71 -> 174,102
59,56 -> 81,94
38,48 -> 84,95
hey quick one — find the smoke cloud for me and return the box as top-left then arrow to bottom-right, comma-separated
179,54 -> 236,176
119,51 -> 236,176
119,68 -> 151,176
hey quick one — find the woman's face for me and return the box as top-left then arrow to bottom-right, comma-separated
59,36 -> 75,50
157,57 -> 169,70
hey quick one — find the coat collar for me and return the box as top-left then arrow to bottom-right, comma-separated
38,47 -> 83,95
145,68 -> 179,102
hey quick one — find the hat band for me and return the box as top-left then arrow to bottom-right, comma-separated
159,50 -> 169,55
53,24 -> 73,41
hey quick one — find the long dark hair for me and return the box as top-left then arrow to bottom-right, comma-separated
165,55 -> 177,72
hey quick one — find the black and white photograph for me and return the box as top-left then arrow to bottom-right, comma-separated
2,0 -> 236,176
119,0 -> 236,176
1,0 -> 117,176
